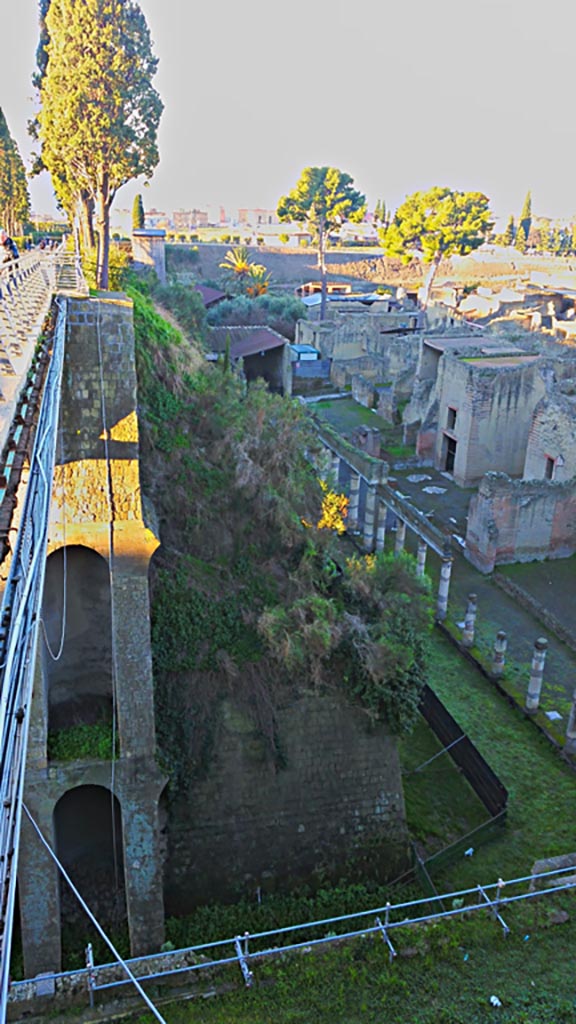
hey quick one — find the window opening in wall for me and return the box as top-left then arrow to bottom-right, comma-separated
445,435 -> 457,473
545,456 -> 555,480
447,406 -> 457,431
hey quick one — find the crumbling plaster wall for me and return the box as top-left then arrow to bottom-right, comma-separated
431,358 -> 546,485
465,472 -> 576,572
524,396 -> 576,481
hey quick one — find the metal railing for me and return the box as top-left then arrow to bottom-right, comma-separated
0,299 -> 67,1019
7,863 -> 576,1008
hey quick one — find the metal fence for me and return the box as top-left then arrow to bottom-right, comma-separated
8,864 -> 576,1010
420,684 -> 508,819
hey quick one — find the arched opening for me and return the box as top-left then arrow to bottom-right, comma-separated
54,786 -> 126,931
42,546 -> 113,733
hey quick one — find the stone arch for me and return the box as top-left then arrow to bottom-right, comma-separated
53,785 -> 126,931
42,545 -> 113,733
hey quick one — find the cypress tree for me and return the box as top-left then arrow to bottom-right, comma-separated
519,190 -> 532,243
38,0 -> 163,289
0,109 -> 30,236
515,223 -> 527,253
503,215 -> 515,246
132,193 -> 145,230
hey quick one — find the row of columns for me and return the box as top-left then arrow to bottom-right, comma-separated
328,455 -> 454,624
457,592 -> 576,754
327,445 -> 576,759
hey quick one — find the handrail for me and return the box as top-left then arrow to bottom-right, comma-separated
0,300 -> 66,1021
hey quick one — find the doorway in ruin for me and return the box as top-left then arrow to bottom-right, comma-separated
444,435 -> 457,474
54,785 -> 126,930
42,546 -> 113,733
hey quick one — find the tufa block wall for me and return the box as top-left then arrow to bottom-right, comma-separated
164,695 -> 409,912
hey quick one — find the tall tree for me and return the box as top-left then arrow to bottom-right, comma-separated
38,0 -> 163,289
0,109 -> 30,237
132,193 -> 145,231
519,190 -> 532,243
277,167 -> 366,318
219,245 -> 271,296
515,222 -> 527,253
503,214 -> 515,246
382,187 -> 492,307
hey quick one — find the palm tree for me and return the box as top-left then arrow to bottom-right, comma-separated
220,246 -> 272,296
246,266 -> 272,297
219,246 -> 253,292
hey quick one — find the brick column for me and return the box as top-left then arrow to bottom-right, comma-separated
416,539 -> 427,577
376,501 -> 387,552
461,593 -> 477,648
436,555 -> 453,622
394,519 -> 406,555
526,638 -> 548,712
363,485 -> 377,552
491,630 -> 507,678
348,471 -> 361,530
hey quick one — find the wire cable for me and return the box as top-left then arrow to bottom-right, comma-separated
22,804 -> 168,1024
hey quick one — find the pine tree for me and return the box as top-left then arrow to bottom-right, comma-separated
0,109 -> 30,236
278,167 -> 366,318
382,187 -> 492,306
132,193 -> 145,231
38,0 -> 163,289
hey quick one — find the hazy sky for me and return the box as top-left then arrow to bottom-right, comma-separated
5,0 -> 576,221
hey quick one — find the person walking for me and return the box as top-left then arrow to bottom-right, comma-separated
0,229 -> 19,264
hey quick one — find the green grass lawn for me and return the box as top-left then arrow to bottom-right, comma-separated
122,631 -> 576,1024
400,718 -> 487,852
498,555 -> 576,639
314,398 -> 413,461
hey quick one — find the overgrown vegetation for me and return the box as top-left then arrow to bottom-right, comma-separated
47,720 -> 116,761
206,291 -> 305,340
127,283 -> 432,794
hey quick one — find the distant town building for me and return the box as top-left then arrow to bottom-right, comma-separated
145,208 -> 169,229
173,209 -> 208,230
238,208 -> 279,227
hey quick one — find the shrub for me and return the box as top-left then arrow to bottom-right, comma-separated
207,292 -> 305,340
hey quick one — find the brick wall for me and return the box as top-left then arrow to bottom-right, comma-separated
164,694 -> 409,911
466,472 -> 576,572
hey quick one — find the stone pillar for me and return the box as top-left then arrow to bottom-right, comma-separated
394,519 -> 406,555
491,631 -> 507,678
331,451 -> 340,487
131,229 -> 166,284
526,638 -> 548,712
121,785 -> 166,957
348,471 -> 361,530
363,485 -> 377,552
461,593 -> 478,648
436,554 -> 453,622
19,795 -> 62,977
376,501 -> 387,553
112,570 -> 158,759
416,539 -> 427,577
564,690 -> 576,756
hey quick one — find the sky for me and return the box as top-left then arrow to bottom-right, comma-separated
4,0 -> 576,223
